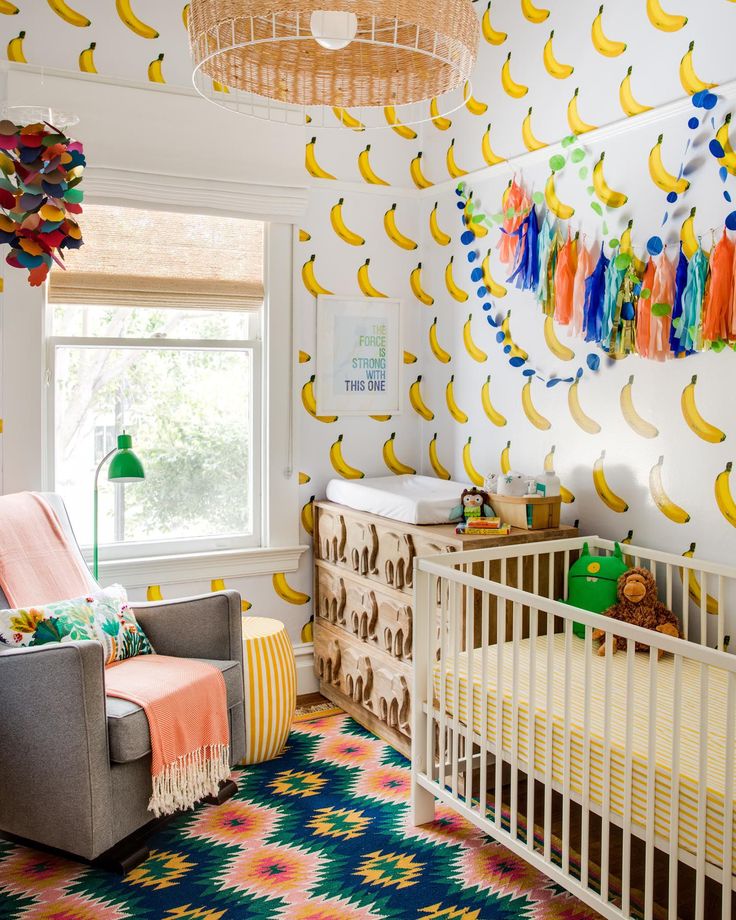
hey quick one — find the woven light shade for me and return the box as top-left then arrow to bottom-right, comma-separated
188,0 -> 479,125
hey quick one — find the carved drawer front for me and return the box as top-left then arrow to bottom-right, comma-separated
372,522 -> 415,592
316,507 -> 348,565
315,565 -> 347,627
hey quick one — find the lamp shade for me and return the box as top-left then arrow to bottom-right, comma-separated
107,433 -> 145,483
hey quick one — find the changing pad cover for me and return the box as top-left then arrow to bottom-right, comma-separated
325,475 -> 469,525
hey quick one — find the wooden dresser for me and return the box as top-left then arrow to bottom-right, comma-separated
312,500 -> 577,758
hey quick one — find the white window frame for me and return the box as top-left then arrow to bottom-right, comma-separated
46,329 -> 263,561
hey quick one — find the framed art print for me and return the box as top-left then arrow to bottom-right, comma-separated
315,295 -> 403,416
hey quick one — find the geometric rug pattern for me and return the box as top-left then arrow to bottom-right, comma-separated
0,713 -> 600,919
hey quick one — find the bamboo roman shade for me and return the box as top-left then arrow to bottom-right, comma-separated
49,204 -> 264,310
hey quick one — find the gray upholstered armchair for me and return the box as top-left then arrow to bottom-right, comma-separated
0,494 -> 247,869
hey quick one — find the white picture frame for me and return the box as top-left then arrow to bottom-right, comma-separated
315,295 -> 403,416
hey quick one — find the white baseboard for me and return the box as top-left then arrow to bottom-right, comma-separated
293,641 -> 318,695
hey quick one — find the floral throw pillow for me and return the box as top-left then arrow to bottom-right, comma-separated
0,584 -> 154,664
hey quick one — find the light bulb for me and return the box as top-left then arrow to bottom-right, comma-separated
310,10 -> 358,51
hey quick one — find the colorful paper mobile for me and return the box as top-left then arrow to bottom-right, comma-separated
0,119 -> 85,286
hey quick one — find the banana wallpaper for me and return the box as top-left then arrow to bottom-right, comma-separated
1,1 -> 736,661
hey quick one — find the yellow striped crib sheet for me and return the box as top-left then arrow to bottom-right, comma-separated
433,634 -> 736,875
242,617 -> 297,764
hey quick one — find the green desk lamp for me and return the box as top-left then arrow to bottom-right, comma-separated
93,431 -> 145,580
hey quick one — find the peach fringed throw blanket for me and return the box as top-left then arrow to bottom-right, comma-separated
0,492 -> 94,607
106,655 -> 231,817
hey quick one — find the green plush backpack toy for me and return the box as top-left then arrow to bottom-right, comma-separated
565,542 -> 629,638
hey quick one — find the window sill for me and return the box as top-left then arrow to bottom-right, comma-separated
96,544 -> 309,591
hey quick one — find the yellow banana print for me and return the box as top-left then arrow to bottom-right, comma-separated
593,450 -> 629,513
384,203 -> 417,250
0,2 -> 18,14
298,229 -> 311,243
500,440 -> 512,475
620,221 -> 646,275
543,30 -> 573,79
715,114 -> 736,176
332,107 -> 365,131
116,0 -> 158,38
619,66 -> 652,117
482,251 -> 507,297
681,374 -> 726,442
447,139 -> 468,178
357,259 -> 387,298
445,256 -> 469,303
464,194 -> 488,239
430,202 -> 451,246
330,198 -> 365,246
410,262 -> 434,306
680,207 -> 699,260
680,41 -> 716,96
48,0 -> 90,27
463,437 -> 484,487
403,351 -> 417,365
358,144 -> 390,185
593,153 -> 628,209
501,52 -> 528,99
543,315 -> 575,360
409,375 -> 434,421
384,105 -> 417,140
147,52 -> 165,83
383,432 -> 416,476
429,317 -> 451,363
649,456 -> 690,524
7,30 -> 26,63
273,572 -> 310,604
647,0 -> 687,31
620,375 -> 659,438
591,5 -> 626,57
680,543 -> 719,615
298,471 -> 311,484
715,462 -> 736,527
567,87 -> 597,135
501,312 -> 528,361
521,0 -> 550,24
544,173 -> 575,221
301,495 -> 315,536
182,3 -> 189,29
429,433 -> 451,480
568,379 -> 602,434
463,82 -> 488,116
521,107 -> 547,152
298,350 -> 311,364
78,41 -> 97,73
521,379 -> 551,431
649,134 -> 689,195
481,123 -> 506,167
429,97 -> 452,131
301,376 -> 338,423
302,254 -> 333,297
482,2 -> 507,45
446,375 -> 469,424
544,445 -> 575,504
330,434 -> 365,480
481,375 -> 507,427
463,313 -> 487,363
410,152 -> 433,189
211,578 -> 226,592
305,137 -> 336,180
147,585 -> 163,601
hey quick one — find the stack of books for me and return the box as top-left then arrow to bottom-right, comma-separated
455,517 -> 511,536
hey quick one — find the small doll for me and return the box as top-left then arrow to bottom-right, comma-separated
449,487 -> 494,523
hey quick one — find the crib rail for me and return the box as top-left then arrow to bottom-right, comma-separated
412,537 -> 736,920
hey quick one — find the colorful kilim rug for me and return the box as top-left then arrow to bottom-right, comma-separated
0,713 -> 601,919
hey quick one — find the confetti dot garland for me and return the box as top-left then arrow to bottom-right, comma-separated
0,118 -> 85,286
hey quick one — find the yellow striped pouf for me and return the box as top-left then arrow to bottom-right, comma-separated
241,617 -> 297,764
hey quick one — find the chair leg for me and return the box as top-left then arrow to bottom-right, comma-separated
203,778 -> 238,806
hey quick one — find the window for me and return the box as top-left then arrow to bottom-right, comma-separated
47,204 -> 264,559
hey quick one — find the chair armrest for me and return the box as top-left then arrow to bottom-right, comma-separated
0,641 -> 115,859
131,590 -> 243,662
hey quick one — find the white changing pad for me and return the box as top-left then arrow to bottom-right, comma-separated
325,475 -> 469,525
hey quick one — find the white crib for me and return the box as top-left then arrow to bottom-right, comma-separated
411,536 -> 736,920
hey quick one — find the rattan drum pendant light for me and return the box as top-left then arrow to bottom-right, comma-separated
188,0 -> 479,126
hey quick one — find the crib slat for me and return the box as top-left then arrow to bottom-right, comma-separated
681,566 -> 689,641
479,562 -> 490,820
438,576 -> 448,793
580,624 -> 592,889
527,596 -> 538,855
717,575 -> 725,652
600,631 -> 614,905
622,642 -> 635,918
465,582 -> 474,810
700,570 -> 708,648
694,661 -> 709,920
543,612 -> 554,862
562,618 -> 572,875
667,654 -> 682,920
510,601 -> 521,840
494,605 -> 505,831
644,645 -> 658,920
451,581 -> 461,799
666,563 -> 673,610
722,672 -> 735,920
426,575 -> 436,784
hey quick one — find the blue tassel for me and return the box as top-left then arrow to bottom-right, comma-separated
536,214 -> 555,306
583,247 -> 609,344
669,244 -> 691,355
600,255 -> 626,349
680,247 -> 707,354
507,205 -> 540,291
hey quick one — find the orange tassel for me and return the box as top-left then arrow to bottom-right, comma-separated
553,234 -> 576,325
649,251 -> 675,361
636,259 -> 656,359
497,180 -> 528,267
703,231 -> 734,344
570,242 -> 592,338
